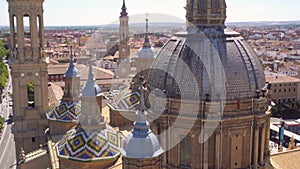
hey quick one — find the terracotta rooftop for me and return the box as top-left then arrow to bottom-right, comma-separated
47,64 -> 69,75
266,75 -> 300,83
47,63 -> 114,80
270,148 -> 300,169
48,82 -> 63,107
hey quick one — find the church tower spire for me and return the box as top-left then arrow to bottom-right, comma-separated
119,0 -> 130,61
117,0 -> 131,78
7,0 -> 49,160
186,0 -> 227,26
63,46 -> 80,102
120,0 -> 128,17
142,15 -> 151,48
80,60 -> 105,132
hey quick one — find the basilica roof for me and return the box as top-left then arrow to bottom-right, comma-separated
148,28 -> 265,101
109,90 -> 140,111
47,100 -> 81,123
56,124 -> 122,162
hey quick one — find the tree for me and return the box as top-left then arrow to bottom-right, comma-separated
271,101 -> 300,119
0,115 -> 4,133
27,82 -> 34,102
0,39 -> 9,89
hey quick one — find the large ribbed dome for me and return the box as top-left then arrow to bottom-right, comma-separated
148,27 -> 265,101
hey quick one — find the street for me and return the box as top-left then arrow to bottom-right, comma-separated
0,63 -> 16,169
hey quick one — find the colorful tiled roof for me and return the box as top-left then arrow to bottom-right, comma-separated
56,125 -> 122,162
47,100 -> 81,123
111,90 -> 140,111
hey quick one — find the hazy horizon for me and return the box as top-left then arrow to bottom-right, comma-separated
0,0 -> 300,26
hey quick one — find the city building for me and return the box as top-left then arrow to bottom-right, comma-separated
266,75 -> 300,104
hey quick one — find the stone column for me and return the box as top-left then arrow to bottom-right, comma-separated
30,14 -> 39,60
39,14 -> 45,57
265,116 -> 270,154
260,123 -> 266,165
203,140 -> 209,169
253,125 -> 260,168
215,130 -> 221,169
9,15 -> 15,51
17,14 -> 25,61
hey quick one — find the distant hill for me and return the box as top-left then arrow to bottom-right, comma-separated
226,20 -> 300,28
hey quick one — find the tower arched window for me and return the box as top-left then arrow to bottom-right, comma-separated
23,15 -> 31,46
12,15 -> 17,49
27,82 -> 35,107
37,15 -> 41,48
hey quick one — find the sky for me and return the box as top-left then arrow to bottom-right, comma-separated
0,0 -> 300,26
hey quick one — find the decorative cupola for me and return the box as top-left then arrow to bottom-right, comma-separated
137,16 -> 156,59
47,46 -> 81,135
121,78 -> 164,168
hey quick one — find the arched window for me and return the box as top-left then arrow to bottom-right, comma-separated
200,0 -> 207,13
180,135 -> 191,167
27,82 -> 35,107
67,83 -> 70,97
212,0 -> 219,12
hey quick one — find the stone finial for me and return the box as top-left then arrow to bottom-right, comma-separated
278,143 -> 283,152
135,78 -> 149,128
288,136 -> 296,150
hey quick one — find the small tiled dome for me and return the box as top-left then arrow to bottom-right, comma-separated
111,90 -> 140,111
47,100 -> 81,123
57,124 -> 122,162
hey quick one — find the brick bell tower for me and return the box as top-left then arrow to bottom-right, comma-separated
117,0 -> 131,78
119,0 -> 130,61
7,0 -> 49,159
